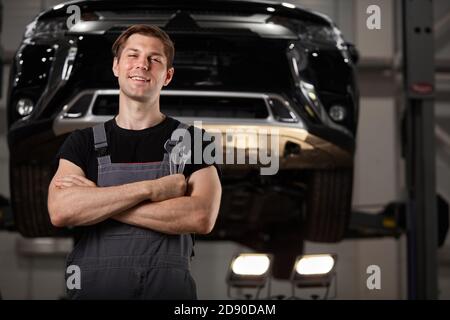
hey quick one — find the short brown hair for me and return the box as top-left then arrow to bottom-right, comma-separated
112,24 -> 175,69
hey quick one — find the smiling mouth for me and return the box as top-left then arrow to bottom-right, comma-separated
128,76 -> 150,82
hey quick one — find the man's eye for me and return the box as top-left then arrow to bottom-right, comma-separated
128,55 -> 137,58
151,58 -> 161,63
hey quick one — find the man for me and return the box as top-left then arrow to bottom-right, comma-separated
47,24 -> 222,299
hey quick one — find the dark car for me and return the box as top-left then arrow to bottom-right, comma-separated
7,0 -> 359,252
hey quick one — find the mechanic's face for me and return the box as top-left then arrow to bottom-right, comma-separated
113,33 -> 174,102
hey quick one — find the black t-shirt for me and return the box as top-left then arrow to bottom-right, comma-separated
55,116 -> 220,183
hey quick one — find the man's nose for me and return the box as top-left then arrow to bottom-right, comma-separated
136,58 -> 149,71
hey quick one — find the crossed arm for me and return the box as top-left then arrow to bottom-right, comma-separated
47,159 -> 222,234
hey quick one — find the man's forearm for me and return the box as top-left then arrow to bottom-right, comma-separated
48,180 -> 154,227
113,195 -> 212,235
113,166 -> 221,235
48,173 -> 187,227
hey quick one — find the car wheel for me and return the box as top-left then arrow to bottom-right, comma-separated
304,168 -> 353,242
10,162 -> 67,237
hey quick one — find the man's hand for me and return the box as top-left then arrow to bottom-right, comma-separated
113,166 -> 221,235
55,175 -> 96,189
152,174 -> 187,202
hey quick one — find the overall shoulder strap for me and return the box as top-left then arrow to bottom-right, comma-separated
92,123 -> 111,166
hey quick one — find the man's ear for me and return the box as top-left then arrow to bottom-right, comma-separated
112,57 -> 119,77
163,67 -> 174,86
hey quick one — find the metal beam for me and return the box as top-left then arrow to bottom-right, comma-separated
402,0 -> 438,300
434,11 -> 450,53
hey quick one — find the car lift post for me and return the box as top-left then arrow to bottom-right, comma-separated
402,0 -> 438,299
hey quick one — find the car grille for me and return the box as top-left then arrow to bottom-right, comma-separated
61,90 -> 298,123
92,94 -> 270,119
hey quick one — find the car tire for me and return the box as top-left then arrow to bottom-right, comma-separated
304,168 -> 353,242
10,163 -> 67,237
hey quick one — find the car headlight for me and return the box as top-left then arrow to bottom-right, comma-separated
298,23 -> 346,49
24,18 -> 67,39
301,24 -> 353,61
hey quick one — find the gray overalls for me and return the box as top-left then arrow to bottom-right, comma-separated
65,121 -> 196,300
